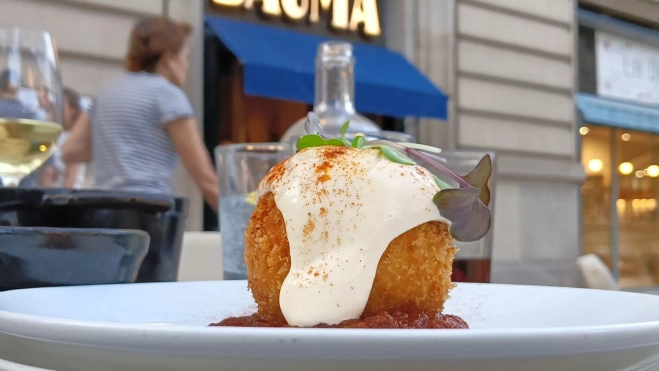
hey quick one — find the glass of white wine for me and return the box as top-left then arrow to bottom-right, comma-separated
0,27 -> 63,187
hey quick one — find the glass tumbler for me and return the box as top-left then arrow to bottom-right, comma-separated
215,143 -> 292,280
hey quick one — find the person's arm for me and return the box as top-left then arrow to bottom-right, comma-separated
61,112 -> 92,164
63,163 -> 81,188
157,81 -> 219,211
38,166 -> 56,188
167,117 -> 219,212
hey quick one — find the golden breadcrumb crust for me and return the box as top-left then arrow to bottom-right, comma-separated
244,192 -> 456,325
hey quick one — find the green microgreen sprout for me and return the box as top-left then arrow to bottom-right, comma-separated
297,113 -> 367,150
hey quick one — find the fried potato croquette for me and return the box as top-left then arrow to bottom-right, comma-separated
245,192 -> 456,325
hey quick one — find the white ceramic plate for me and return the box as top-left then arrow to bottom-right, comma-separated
0,358 -> 52,371
0,281 -> 659,371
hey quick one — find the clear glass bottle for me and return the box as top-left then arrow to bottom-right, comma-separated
281,41 -> 385,143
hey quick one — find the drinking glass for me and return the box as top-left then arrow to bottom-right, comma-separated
215,143 -> 293,280
431,150 -> 497,283
0,28 -> 63,187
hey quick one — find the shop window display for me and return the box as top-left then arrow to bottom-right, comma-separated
582,125 -> 659,288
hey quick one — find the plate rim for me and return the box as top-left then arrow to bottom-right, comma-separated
1,281 -> 659,358
2,312 -> 659,361
0,358 -> 53,371
1,281 -> 659,335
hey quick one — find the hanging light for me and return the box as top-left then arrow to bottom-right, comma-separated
619,162 -> 634,175
588,159 -> 603,172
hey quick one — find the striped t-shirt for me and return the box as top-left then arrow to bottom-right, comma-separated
90,72 -> 194,195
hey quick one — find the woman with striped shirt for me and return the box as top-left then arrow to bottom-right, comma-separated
62,17 -> 219,211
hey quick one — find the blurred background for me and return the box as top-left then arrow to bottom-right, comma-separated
5,0 -> 659,291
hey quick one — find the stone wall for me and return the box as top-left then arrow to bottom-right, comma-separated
384,0 -> 586,286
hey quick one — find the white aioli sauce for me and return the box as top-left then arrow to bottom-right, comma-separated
258,146 -> 449,326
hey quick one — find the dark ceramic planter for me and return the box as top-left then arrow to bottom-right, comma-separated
0,189 -> 189,283
0,227 -> 149,291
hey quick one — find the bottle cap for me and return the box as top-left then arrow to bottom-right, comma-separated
317,41 -> 353,63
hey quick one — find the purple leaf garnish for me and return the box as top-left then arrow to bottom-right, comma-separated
463,155 -> 492,206
433,188 -> 492,242
407,150 -> 493,205
406,149 -> 471,188
406,150 -> 493,242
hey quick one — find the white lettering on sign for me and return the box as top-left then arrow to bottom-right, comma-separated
213,0 -> 381,36
596,31 -> 659,105
281,0 -> 309,20
310,0 -> 347,31
260,0 -> 281,16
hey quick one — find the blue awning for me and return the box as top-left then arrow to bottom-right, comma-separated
576,93 -> 659,133
205,15 -> 448,120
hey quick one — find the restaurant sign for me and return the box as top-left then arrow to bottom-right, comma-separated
211,0 -> 381,37
596,31 -> 659,105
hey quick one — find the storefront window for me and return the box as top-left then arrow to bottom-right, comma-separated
582,124 -> 659,288
616,129 -> 659,288
581,125 -> 613,269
